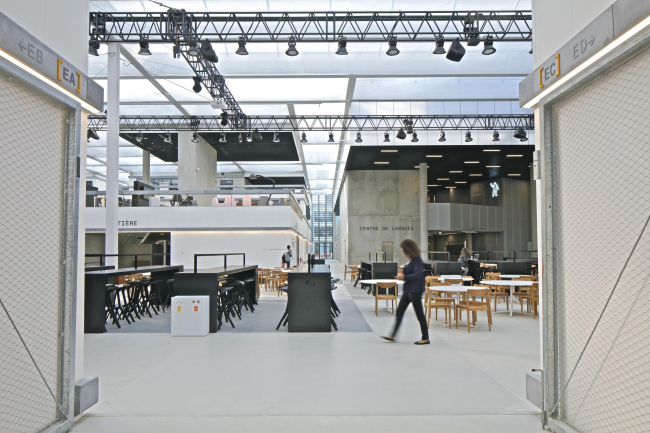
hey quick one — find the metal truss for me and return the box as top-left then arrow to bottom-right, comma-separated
89,10 -> 532,43
87,114 -> 534,132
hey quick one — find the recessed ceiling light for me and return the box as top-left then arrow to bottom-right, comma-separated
426,155 -> 443,158
463,231 -> 478,233
508,173 -> 521,176
427,184 -> 439,187
469,174 -> 482,176
445,186 -> 456,189
507,154 -> 524,157
381,150 -> 398,153
464,161 -> 480,164
415,165 -> 429,168
437,178 -> 449,181
374,161 -> 390,165
486,165 -> 501,168
455,181 -> 467,184
449,170 -> 463,173
483,149 -> 500,152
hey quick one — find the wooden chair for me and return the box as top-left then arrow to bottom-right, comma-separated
455,286 -> 492,333
425,287 -> 453,329
485,273 -> 508,312
344,265 -> 352,281
277,272 -> 288,296
375,282 -> 398,316
351,265 -> 360,282
258,269 -> 268,290
520,282 -> 539,318
517,275 -> 538,281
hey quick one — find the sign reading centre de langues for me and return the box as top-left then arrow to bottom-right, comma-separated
360,226 -> 414,231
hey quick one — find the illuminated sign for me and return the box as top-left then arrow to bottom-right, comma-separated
490,182 -> 500,198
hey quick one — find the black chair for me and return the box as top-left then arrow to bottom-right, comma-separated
105,284 -> 121,330
243,277 -> 258,306
218,285 -> 237,329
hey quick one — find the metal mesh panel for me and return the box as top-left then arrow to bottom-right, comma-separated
0,74 -> 68,432
551,46 -> 650,432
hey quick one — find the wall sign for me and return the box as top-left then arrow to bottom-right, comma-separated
360,226 -> 414,231
118,220 -> 138,227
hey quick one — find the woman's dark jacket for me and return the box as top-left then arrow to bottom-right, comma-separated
402,255 -> 425,293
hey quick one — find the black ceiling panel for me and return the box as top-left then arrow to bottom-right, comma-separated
201,132 -> 299,162
247,176 -> 306,186
121,132 -> 178,162
344,145 -> 535,193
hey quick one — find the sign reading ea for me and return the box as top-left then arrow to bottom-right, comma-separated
57,59 -> 82,93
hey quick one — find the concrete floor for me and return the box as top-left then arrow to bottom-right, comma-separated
72,261 -> 543,433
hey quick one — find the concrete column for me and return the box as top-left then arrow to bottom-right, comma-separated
419,163 -> 428,257
177,131 -> 216,206
142,150 -> 151,185
105,42 -> 120,267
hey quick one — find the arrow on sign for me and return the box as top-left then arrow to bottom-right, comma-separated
19,39 -> 27,52
588,35 -> 595,46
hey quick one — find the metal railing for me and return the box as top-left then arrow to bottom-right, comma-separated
85,253 -> 170,269
193,253 -> 246,273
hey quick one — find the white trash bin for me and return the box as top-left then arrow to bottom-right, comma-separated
171,296 -> 209,336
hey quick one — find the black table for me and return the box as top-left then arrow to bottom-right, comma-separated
286,264 -> 332,332
85,265 -> 115,272
174,265 -> 258,333
84,265 -> 184,333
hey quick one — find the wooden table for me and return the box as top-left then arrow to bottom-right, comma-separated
359,279 -> 405,312
480,280 -> 533,316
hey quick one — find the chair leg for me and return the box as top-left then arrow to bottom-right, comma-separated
487,309 -> 492,330
455,307 -> 459,329
276,309 -> 288,330
375,297 -> 378,317
467,311 -> 471,333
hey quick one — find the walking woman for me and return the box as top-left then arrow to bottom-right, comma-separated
381,239 -> 430,345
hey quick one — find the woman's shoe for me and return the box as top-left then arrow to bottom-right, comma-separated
414,339 -> 430,345
380,336 -> 395,342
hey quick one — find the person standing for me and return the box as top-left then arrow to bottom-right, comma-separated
381,239 -> 430,345
459,247 -> 470,276
283,245 -> 293,269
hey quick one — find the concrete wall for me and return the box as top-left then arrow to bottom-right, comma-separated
434,188 -> 469,204
344,170 -> 420,264
177,132 -> 217,206
338,176 -> 349,264
501,178 -> 533,251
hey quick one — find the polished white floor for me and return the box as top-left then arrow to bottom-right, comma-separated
72,261 -> 543,433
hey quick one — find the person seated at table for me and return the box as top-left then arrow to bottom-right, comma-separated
458,247 -> 470,276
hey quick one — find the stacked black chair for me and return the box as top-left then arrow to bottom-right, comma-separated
105,284 -> 121,330
218,285 -> 237,329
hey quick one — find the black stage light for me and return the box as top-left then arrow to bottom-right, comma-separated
220,111 -> 229,126
246,132 -> 253,143
135,132 -> 143,143
433,38 -> 446,55
252,128 -> 263,141
514,127 -> 528,141
405,118 -> 414,134
446,38 -> 466,62
386,35 -> 399,56
492,130 -> 500,142
200,39 -> 219,63
482,35 -> 496,55
187,39 -> 199,57
236,36 -> 249,55
192,76 -> 202,93
383,132 -> 390,142
355,132 -> 363,143
300,132 -> 307,143
464,13 -> 480,46
219,133 -> 226,143
191,132 -> 200,143
286,36 -> 299,56
87,128 -> 100,140
138,38 -> 151,56
529,46 -> 533,54
328,132 -> 335,143
273,132 -> 280,143
438,131 -> 446,142
336,36 -> 348,55
465,131 -> 473,142
164,133 -> 172,143
89,40 -> 100,56
396,128 -> 406,140
411,132 -> 419,142
238,133 -> 243,143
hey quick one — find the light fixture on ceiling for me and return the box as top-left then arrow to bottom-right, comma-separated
508,173 -> 522,176
438,178 -> 449,181
300,132 -> 307,143
433,37 -> 446,55
450,170 -> 462,173
191,132 -> 200,143
445,186 -> 456,189
465,131 -> 473,142
455,181 -> 467,184
383,132 -> 390,142
219,132 -> 226,143
415,165 -> 429,168
484,149 -> 500,152
336,36 -> 348,55
438,131 -> 446,142
465,161 -> 479,164
507,154 -> 524,157
446,38 -> 466,62
163,133 -> 172,143
199,39 -> 219,62
252,128 -> 263,141
411,132 -> 419,142
464,13 -> 480,46
246,132 -> 253,143
469,173 -> 482,176
273,132 -> 280,143
492,130 -> 500,141
135,132 -> 143,143
355,132 -> 363,143
482,35 -> 496,55
87,128 -> 100,141
192,76 -> 202,93
486,165 -> 500,168
386,35 -> 399,56
426,154 -> 443,158
529,46 -> 533,54
138,37 -> 151,56
428,184 -> 439,187
236,36 -> 248,55
396,128 -> 407,140
187,39 -> 200,57
286,36 -> 299,56
238,133 -> 243,143
514,127 -> 528,141
404,118 -> 414,134
220,111 -> 229,126
328,132 -> 335,143
381,149 -> 398,153
374,161 -> 390,165
89,39 -> 100,56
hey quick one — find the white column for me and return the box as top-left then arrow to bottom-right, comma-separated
419,162 -> 428,257
105,42 -> 120,267
177,131 -> 217,206
142,150 -> 150,185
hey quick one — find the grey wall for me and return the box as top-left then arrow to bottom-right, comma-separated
434,188 -> 469,204
178,131 -> 217,206
344,170 -> 420,264
470,179 -> 502,206
501,178 -> 532,251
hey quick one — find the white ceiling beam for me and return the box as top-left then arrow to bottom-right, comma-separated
287,103 -> 311,193
331,77 -> 356,196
